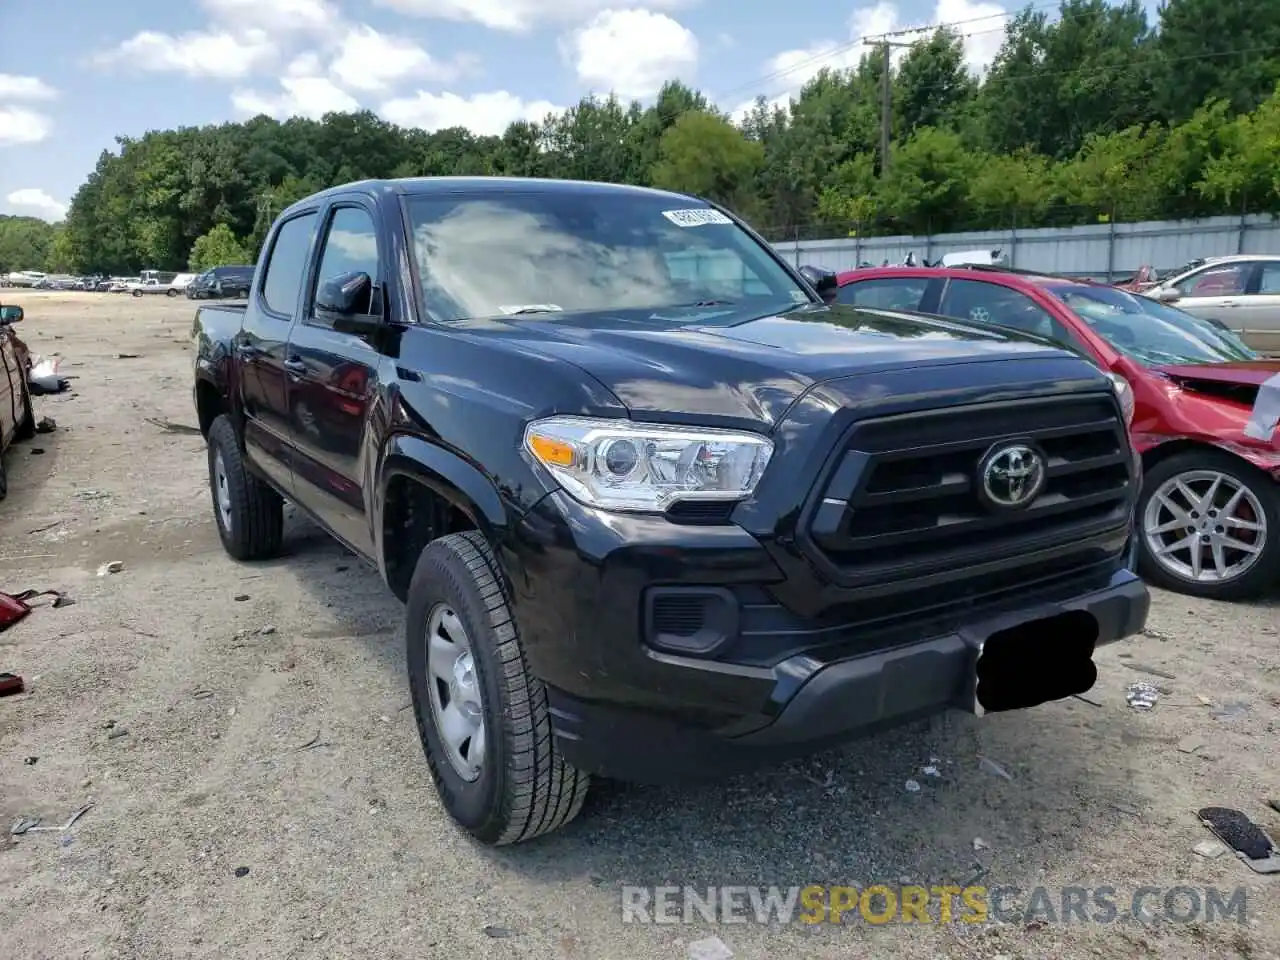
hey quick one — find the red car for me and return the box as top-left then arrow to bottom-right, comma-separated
833,265 -> 1280,601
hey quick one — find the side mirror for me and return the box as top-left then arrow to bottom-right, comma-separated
317,271 -> 382,333
1154,286 -> 1180,303
0,305 -> 22,324
799,265 -> 838,304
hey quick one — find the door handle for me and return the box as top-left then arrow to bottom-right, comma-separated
283,357 -> 307,375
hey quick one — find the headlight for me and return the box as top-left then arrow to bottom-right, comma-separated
523,416 -> 773,512
1105,372 -> 1135,427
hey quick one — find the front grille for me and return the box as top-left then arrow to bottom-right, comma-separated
803,394 -> 1133,587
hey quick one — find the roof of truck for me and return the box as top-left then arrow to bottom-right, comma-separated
284,176 -> 702,215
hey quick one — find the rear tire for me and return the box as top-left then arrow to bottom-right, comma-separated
167,289 -> 179,297
1137,449 -> 1279,600
206,414 -> 283,561
14,379 -> 36,442
405,531 -> 590,845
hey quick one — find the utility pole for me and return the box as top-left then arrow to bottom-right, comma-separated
864,37 -> 914,179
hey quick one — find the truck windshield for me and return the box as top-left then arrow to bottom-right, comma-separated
1048,284 -> 1258,366
405,191 -> 811,321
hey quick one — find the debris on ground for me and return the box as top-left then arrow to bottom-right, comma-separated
12,803 -> 93,835
1197,806 -> 1280,874
1193,840 -> 1226,859
23,756 -> 37,765
0,673 -> 23,697
973,837 -> 990,851
73,490 -> 110,502
1125,681 -> 1160,710
1177,736 -> 1206,755
35,416 -> 56,433
1141,628 -> 1173,642
1121,662 -> 1177,680
97,561 -> 124,577
234,866 -> 250,878
482,925 -> 515,938
688,936 -> 734,960
905,779 -> 922,792
1211,702 -> 1249,721
106,727 -> 129,740
113,353 -> 140,359
144,417 -> 201,435
234,594 -> 250,602
979,757 -> 1014,781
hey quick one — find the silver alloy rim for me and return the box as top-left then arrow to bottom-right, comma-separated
426,603 -> 486,782
213,450 -> 233,532
1142,469 -> 1267,584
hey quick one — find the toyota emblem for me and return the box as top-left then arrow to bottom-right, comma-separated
979,443 -> 1046,509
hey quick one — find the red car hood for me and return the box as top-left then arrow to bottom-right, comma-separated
1152,360 -> 1280,387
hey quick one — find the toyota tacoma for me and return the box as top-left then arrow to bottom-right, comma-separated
191,177 -> 1150,845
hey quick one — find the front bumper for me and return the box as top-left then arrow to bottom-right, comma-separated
511,491 -> 1150,785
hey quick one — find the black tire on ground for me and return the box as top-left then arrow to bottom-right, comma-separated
14,378 -> 36,442
205,414 -> 284,561
1136,449 -> 1280,601
405,531 -> 590,845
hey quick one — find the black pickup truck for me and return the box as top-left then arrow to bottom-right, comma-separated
192,177 -> 1150,845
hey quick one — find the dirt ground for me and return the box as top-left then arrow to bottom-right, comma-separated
1,290 -> 1277,960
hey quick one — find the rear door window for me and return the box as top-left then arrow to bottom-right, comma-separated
260,213 -> 317,317
938,279 -> 1062,339
836,277 -> 928,311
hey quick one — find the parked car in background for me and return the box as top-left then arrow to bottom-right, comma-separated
1142,254 -> 1280,355
108,277 -> 139,293
837,264 -> 1280,600
168,273 -> 196,296
186,265 -> 254,299
191,177 -> 1148,844
0,304 -> 35,500
129,278 -> 169,296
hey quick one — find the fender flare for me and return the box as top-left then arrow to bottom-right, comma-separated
376,434 -> 510,552
1138,435 -> 1280,483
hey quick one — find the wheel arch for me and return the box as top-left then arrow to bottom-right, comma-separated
377,436 -> 513,602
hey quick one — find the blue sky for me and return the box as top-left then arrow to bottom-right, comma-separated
0,0 -> 1159,223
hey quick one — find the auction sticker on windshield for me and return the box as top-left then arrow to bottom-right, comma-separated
662,209 -> 733,227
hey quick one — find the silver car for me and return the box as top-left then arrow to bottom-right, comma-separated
1145,254 -> 1280,355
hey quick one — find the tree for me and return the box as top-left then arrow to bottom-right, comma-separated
189,223 -> 251,271
1156,0 -> 1280,120
650,111 -> 764,212
894,28 -> 977,137
0,215 -> 57,273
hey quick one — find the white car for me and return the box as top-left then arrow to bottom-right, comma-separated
128,278 -> 169,297
167,273 -> 196,296
108,277 -> 139,293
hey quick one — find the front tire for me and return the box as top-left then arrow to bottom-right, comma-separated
405,531 -> 590,845
14,378 -> 36,442
206,414 -> 283,561
1137,449 -> 1279,600
167,288 -> 179,297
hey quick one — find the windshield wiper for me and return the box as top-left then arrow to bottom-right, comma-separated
663,298 -> 739,308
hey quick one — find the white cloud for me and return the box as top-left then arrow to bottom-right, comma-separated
565,9 -> 698,100
380,90 -> 563,135
0,106 -> 52,146
371,0 -> 692,32
330,25 -> 463,92
233,70 -> 360,120
6,188 -> 67,221
734,0 -> 1007,117
201,0 -> 340,33
0,74 -> 57,100
96,28 -> 278,79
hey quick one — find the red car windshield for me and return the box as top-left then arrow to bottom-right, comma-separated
1046,284 -> 1257,366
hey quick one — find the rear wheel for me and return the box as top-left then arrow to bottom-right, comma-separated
167,288 -> 179,297
206,414 -> 283,561
1137,449 -> 1279,600
405,531 -> 590,845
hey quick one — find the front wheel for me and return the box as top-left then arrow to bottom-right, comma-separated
405,531 -> 590,845
167,288 -> 179,297
206,414 -> 284,561
1137,449 -> 1279,600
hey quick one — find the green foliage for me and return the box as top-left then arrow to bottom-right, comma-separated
0,215 -> 57,273
51,1 -> 1280,272
189,223 -> 251,272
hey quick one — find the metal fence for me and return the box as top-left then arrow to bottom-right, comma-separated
770,213 -> 1280,280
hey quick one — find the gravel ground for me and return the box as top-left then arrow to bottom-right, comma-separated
1,291 -> 1278,960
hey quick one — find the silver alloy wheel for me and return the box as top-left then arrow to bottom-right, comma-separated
426,603 -> 486,782
213,449 -> 233,533
1142,469 -> 1268,584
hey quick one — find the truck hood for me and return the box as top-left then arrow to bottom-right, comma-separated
448,303 -> 1067,426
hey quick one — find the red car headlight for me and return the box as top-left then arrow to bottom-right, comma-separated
1106,372 -> 1135,427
